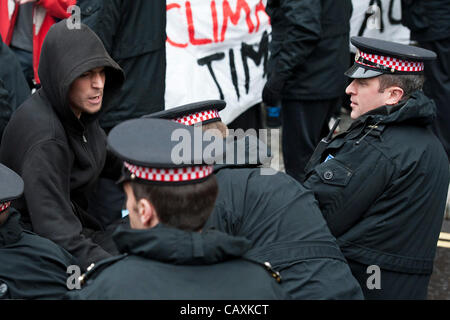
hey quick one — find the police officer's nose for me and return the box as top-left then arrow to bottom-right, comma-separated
345,80 -> 356,96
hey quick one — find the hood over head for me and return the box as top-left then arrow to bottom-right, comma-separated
38,20 -> 124,127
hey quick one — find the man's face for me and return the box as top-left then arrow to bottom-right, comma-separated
68,67 -> 105,118
345,77 -> 391,119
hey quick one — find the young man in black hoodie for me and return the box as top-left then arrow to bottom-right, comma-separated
0,20 -> 124,271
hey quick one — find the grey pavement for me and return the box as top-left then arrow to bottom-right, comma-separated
428,219 -> 450,300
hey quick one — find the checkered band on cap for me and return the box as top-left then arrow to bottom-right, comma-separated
174,109 -> 221,126
0,201 -> 11,213
356,49 -> 424,72
124,162 -> 213,182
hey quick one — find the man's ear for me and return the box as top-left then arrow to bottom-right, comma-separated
385,86 -> 404,105
137,198 -> 159,228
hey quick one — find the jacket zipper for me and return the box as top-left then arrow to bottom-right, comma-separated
81,132 -> 98,172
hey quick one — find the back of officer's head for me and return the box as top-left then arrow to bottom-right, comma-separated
108,118 -> 220,232
129,175 -> 218,232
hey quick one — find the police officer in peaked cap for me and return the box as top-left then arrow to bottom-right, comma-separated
65,118 -> 290,300
0,163 -> 77,299
304,36 -> 449,299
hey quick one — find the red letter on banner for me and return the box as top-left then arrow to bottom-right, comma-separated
211,0 -> 219,43
221,0 -> 255,42
254,0 -> 270,31
186,1 -> 212,45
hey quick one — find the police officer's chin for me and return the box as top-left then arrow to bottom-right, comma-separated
350,104 -> 361,120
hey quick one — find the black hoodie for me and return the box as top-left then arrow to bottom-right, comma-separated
0,21 -> 124,270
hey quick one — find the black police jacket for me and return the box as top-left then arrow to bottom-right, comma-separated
304,91 -> 449,299
64,224 -> 289,300
80,0 -> 166,130
401,0 -> 450,41
204,138 -> 363,299
0,210 -> 77,299
265,0 -> 352,100
0,22 -> 124,271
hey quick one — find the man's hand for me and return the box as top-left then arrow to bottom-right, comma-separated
262,74 -> 286,106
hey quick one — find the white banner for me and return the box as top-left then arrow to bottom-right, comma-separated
350,0 -> 410,52
165,0 -> 271,124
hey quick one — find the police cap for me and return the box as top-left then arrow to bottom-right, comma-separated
144,100 -> 226,126
108,118 -> 221,185
345,36 -> 437,79
0,164 -> 24,214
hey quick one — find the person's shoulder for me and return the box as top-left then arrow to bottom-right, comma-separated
382,123 -> 441,155
78,253 -> 129,285
19,230 -> 76,263
5,91 -> 64,142
220,257 -> 289,299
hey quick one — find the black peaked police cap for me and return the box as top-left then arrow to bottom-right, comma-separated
0,164 -> 24,213
345,36 -> 437,79
143,100 -> 226,126
108,118 -> 223,185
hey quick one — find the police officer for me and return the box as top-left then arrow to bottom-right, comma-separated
304,37 -> 449,299
65,118 -> 289,299
146,101 -> 364,300
0,163 -> 77,299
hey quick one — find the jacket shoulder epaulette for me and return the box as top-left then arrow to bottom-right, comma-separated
242,257 -> 282,284
79,253 -> 128,287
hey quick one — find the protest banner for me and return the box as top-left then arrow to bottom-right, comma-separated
165,0 -> 270,124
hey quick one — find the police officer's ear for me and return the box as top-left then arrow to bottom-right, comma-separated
137,198 -> 159,229
384,86 -> 404,106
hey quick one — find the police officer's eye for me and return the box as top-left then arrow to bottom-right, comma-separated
357,79 -> 367,86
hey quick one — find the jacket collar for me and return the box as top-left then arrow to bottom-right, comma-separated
352,90 -> 436,128
113,223 -> 252,265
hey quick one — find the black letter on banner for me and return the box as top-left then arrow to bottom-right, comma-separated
358,0 -> 384,36
241,31 -> 269,94
388,0 -> 402,24
229,49 -> 240,100
198,53 -> 226,99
